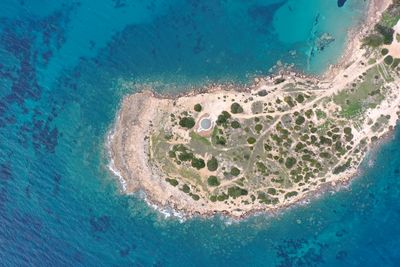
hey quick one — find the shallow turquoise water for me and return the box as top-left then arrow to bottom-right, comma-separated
3,0 -> 400,266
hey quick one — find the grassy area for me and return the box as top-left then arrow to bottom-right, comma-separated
334,66 -> 384,118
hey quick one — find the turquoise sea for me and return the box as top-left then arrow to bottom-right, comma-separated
2,0 -> 400,266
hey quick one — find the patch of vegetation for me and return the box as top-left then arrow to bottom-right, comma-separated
231,102 -> 244,114
334,66 -> 384,118
216,111 -> 231,126
384,55 -> 394,65
392,58 -> 400,69
227,186 -> 248,198
316,109 -> 327,119
296,94 -> 305,103
212,127 -> 227,146
181,184 -> 190,193
267,188 -> 277,195
274,78 -> 285,84
333,158 -> 352,174
258,192 -> 278,204
230,167 -> 241,176
285,191 -> 298,199
362,34 -> 384,47
257,89 -> 268,96
191,157 -> 205,170
165,178 -> 179,186
231,120 -> 241,129
285,157 -> 297,169
190,132 -> 211,146
284,96 -> 295,107
207,156 -> 218,171
295,115 -> 305,125
194,104 -> 202,112
247,137 -> 256,144
381,48 -> 389,56
375,24 -> 395,45
207,176 -> 220,186
179,117 -> 195,129
190,193 -> 200,200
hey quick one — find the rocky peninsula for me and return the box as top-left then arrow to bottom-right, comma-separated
108,0 -> 400,219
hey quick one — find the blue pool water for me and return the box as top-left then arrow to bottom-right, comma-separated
2,0 -> 400,266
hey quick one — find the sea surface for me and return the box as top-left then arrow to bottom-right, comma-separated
1,0 -> 400,266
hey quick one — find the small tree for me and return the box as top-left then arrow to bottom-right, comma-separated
295,116 -> 305,125
194,104 -> 202,112
207,176 -> 220,186
230,167 -> 240,176
207,156 -> 218,171
384,55 -> 394,65
227,186 -> 248,198
247,137 -> 256,144
296,94 -> 305,103
179,117 -> 195,129
231,121 -> 241,129
231,102 -> 244,114
191,158 -> 205,169
285,157 -> 297,169
182,184 -> 190,193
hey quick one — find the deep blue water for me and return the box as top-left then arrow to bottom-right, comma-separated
2,0 -> 400,266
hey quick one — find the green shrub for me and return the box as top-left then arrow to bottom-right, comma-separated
177,151 -> 194,162
305,109 -> 313,118
230,167 -> 241,176
333,159 -> 352,174
207,176 -> 220,186
274,78 -> 285,84
215,136 -> 226,145
344,127 -> 352,135
194,104 -> 202,112
320,152 -> 331,158
210,195 -> 217,202
267,188 -> 277,195
179,117 -> 195,129
384,55 -> 394,65
285,157 -> 297,169
217,193 -> 229,201
285,191 -> 298,199
381,48 -> 389,56
165,178 -> 179,186
296,94 -> 305,103
216,111 -> 231,125
376,24 -> 394,44
284,96 -> 295,107
191,158 -> 205,169
227,186 -> 248,198
190,194 -> 200,200
255,124 -> 263,132
247,137 -> 256,144
231,102 -> 244,114
182,184 -> 190,193
207,156 -> 218,171
295,116 -> 305,125
264,143 -> 272,151
231,121 -> 241,128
